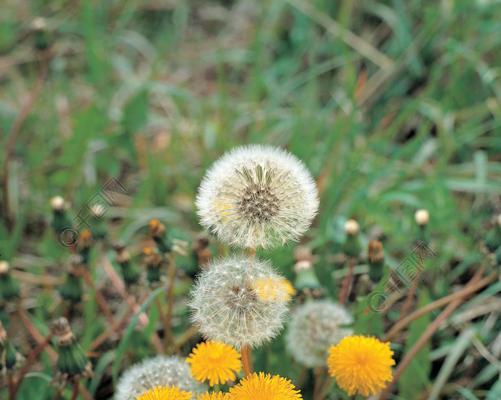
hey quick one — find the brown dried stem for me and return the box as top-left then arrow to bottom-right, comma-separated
380,269 -> 488,399
338,257 -> 356,305
384,271 -> 496,341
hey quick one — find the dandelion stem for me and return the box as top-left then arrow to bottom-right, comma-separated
246,247 -> 256,259
7,373 -> 15,400
241,345 -> 253,376
339,257 -> 356,305
11,334 -> 52,398
80,268 -> 116,325
16,305 -> 57,362
164,253 -> 177,353
71,379 -> 80,400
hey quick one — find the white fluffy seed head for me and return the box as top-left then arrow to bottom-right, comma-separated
196,145 -> 319,249
415,209 -> 430,226
286,300 -> 353,368
114,356 -> 205,400
189,256 -> 289,349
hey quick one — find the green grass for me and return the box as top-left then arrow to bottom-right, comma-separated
1,0 -> 500,399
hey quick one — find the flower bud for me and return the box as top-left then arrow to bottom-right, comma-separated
485,214 -> 501,253
52,318 -> 92,378
149,219 -> 172,253
143,246 -> 163,285
50,196 -> 72,236
415,209 -> 429,226
0,322 -> 20,371
114,244 -> 140,286
343,219 -> 361,257
0,261 -> 20,301
77,229 -> 93,264
367,240 -> 384,283
59,265 -> 83,304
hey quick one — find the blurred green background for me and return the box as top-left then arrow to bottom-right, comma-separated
1,0 -> 500,399
1,0 -> 500,249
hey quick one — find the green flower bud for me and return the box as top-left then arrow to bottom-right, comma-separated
343,219 -> 361,258
0,322 -> 19,371
148,219 -> 172,253
52,318 -> 92,378
367,240 -> 385,283
0,261 -> 20,301
50,196 -> 72,236
143,247 -> 162,285
485,215 -> 501,253
114,244 -> 140,286
59,267 -> 83,304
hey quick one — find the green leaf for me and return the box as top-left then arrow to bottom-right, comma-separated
398,289 -> 431,398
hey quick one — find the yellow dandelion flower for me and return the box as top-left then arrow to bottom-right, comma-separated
327,335 -> 395,397
187,341 -> 242,386
136,386 -> 192,400
227,372 -> 302,400
197,393 -> 228,400
252,277 -> 296,302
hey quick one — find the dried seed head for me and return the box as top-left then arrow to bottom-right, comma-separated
196,145 -> 319,249
189,256 -> 289,349
114,356 -> 205,400
415,209 -> 429,226
286,300 -> 353,368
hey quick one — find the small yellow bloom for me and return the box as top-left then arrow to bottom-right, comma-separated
227,372 -> 302,400
136,386 -> 192,400
213,199 -> 235,223
327,335 -> 395,397
197,393 -> 228,400
187,341 -> 242,386
252,277 -> 296,303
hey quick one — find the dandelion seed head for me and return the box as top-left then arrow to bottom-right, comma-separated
115,356 -> 205,400
189,256 -> 289,348
196,145 -> 318,249
286,300 -> 353,368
